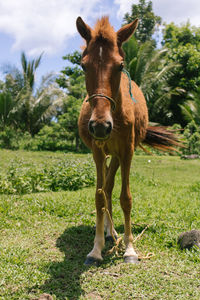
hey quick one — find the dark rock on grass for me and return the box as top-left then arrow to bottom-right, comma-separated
178,230 -> 200,249
181,154 -> 200,160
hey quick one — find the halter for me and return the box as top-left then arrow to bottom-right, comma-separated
86,93 -> 116,111
85,69 -> 137,112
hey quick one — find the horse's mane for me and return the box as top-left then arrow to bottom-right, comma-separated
92,16 -> 116,45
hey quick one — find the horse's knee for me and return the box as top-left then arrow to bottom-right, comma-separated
95,190 -> 105,213
120,194 -> 132,213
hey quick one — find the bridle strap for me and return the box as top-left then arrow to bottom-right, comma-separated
86,93 -> 116,111
85,69 -> 137,111
122,68 -> 137,103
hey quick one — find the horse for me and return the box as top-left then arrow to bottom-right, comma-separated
76,16 -> 179,265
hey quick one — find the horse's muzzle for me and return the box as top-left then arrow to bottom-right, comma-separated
88,120 -> 112,140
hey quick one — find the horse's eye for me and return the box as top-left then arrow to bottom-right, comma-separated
119,62 -> 124,71
81,63 -> 86,72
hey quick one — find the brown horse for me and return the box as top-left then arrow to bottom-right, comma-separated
76,16 -> 179,265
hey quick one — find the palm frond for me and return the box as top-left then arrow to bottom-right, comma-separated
179,103 -> 194,123
34,52 -> 43,70
21,52 -> 27,73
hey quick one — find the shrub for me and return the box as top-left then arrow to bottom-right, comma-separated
0,156 -> 95,194
182,121 -> 200,155
0,127 -> 22,149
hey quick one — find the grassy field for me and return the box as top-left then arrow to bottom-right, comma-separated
0,150 -> 200,299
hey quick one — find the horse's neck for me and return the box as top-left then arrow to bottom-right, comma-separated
117,74 -> 130,106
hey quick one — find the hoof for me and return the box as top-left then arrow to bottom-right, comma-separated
84,256 -> 101,266
105,235 -> 118,243
124,256 -> 139,264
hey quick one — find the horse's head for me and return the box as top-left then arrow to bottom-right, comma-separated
76,16 -> 138,140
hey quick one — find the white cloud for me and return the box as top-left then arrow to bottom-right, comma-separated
114,0 -> 200,26
0,0 -> 102,56
153,0 -> 200,27
114,0 -> 136,18
0,0 -> 199,59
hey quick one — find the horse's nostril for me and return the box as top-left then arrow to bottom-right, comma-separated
88,120 -> 112,139
106,121 -> 112,135
88,120 -> 95,134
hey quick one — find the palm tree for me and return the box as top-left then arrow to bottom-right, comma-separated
28,74 -> 64,136
12,73 -> 64,135
179,88 -> 200,125
0,92 -> 14,128
1,52 -> 64,135
123,36 -> 182,124
21,51 -> 43,90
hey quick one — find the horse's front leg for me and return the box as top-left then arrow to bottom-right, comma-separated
120,150 -> 139,264
104,156 -> 119,241
84,146 -> 106,265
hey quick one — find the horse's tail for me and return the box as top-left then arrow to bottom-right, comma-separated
142,126 -> 182,152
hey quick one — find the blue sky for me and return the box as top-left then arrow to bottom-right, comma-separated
0,0 -> 200,85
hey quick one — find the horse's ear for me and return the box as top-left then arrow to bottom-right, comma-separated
76,17 -> 92,43
117,19 -> 139,46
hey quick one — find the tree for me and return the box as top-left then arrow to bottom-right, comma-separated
0,92 -> 14,128
179,87 -> 200,125
56,51 -> 86,151
18,73 -> 64,136
123,36 -> 181,124
123,0 -> 162,44
122,1 -> 184,125
21,51 -> 43,91
162,22 -> 200,125
1,53 -> 64,136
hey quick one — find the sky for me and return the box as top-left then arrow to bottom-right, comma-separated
0,0 -> 200,85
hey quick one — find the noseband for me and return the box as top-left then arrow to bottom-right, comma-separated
85,69 -> 137,112
86,93 -> 116,111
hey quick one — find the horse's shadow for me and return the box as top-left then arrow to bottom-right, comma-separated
36,223 -> 146,299
37,225 -> 95,299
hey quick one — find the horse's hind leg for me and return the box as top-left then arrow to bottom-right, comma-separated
104,156 -> 119,241
84,146 -> 106,265
120,152 -> 139,264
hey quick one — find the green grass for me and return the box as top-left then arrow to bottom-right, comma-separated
0,150 -> 200,299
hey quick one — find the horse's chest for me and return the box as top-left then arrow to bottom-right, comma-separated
104,122 -> 134,156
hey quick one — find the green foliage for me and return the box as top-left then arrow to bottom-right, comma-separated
1,53 -> 64,136
24,104 -> 88,152
179,87 -> 200,125
0,126 -> 22,149
182,121 -> 200,155
56,51 -> 87,151
20,51 -> 43,90
56,50 -> 84,90
0,156 -> 95,194
123,36 -> 180,124
163,22 -> 200,47
32,124 -> 65,151
28,122 -> 74,152
123,13 -> 200,127
0,92 -> 14,127
123,0 -> 162,44
162,22 -> 200,125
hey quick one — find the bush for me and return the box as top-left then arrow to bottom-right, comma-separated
0,127 -> 22,149
24,123 -> 89,153
0,124 -> 89,153
0,156 -> 95,194
182,121 -> 200,155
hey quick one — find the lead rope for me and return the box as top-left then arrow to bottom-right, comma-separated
98,188 -> 123,257
85,69 -> 137,111
99,156 -> 154,260
122,68 -> 137,103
